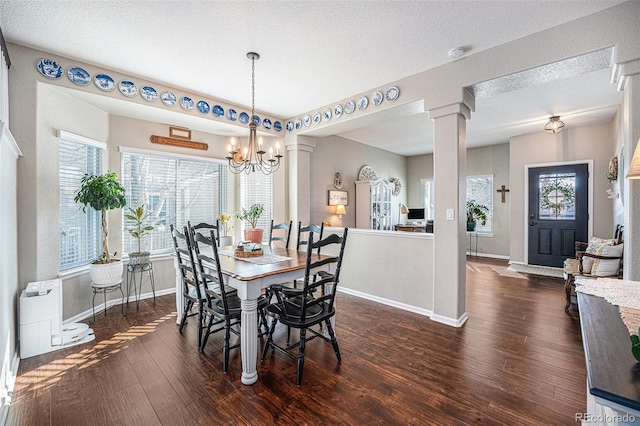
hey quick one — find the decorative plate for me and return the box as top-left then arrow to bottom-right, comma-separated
334,104 -> 343,118
67,67 -> 90,85
286,121 -> 294,132
344,100 -> 355,114
94,73 -> 115,91
161,91 -> 176,106
372,91 -> 383,106
263,118 -> 272,130
294,119 -> 302,130
118,80 -> 138,97
274,121 -> 282,132
357,96 -> 369,111
140,86 -> 158,102
252,115 -> 261,126
386,86 -> 400,102
228,108 -> 238,121
358,165 -> 377,181
239,112 -> 250,124
37,58 -> 63,79
180,96 -> 194,110
212,105 -> 224,118
197,100 -> 210,114
323,108 -> 332,121
313,113 -> 321,124
303,115 -> 311,127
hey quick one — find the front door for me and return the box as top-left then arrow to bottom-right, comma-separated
528,164 -> 588,267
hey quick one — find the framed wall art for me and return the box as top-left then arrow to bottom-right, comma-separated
328,190 -> 348,206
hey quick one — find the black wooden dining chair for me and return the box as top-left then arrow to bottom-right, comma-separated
190,228 -> 269,371
170,224 -> 205,347
189,220 -> 221,246
261,228 -> 348,386
269,220 -> 292,249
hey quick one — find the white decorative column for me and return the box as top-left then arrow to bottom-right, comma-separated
285,134 -> 316,243
428,94 -> 473,327
614,59 -> 640,280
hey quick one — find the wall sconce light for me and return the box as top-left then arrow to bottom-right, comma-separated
545,116 -> 565,134
627,140 -> 640,179
335,204 -> 346,225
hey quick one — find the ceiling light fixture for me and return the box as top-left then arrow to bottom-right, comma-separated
544,116 -> 565,134
226,52 -> 282,175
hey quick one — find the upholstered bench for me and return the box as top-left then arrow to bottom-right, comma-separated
564,225 -> 624,312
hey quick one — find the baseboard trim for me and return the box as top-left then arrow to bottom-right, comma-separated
431,312 -> 469,328
0,351 -> 19,426
474,253 -> 510,260
338,287 -> 433,318
64,287 -> 176,324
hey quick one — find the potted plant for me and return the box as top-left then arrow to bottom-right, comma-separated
74,171 -> 127,285
219,212 -> 234,246
466,200 -> 489,232
235,203 -> 264,244
125,205 -> 155,265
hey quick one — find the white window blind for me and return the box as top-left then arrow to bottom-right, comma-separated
120,150 -> 227,254
467,174 -> 493,233
239,172 -> 273,243
59,133 -> 104,270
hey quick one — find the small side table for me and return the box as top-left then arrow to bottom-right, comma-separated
126,262 -> 156,309
91,280 -> 125,323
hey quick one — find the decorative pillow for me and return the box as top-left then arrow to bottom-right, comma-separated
591,243 -> 624,277
582,237 -> 615,274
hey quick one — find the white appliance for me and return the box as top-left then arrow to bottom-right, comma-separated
19,279 -> 94,359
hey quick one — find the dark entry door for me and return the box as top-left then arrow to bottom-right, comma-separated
528,164 -> 588,267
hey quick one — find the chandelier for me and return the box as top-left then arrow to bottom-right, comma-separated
226,52 -> 283,175
544,116 -> 565,134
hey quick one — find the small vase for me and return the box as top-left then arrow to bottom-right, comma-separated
219,235 -> 233,247
244,228 -> 263,244
466,220 -> 477,232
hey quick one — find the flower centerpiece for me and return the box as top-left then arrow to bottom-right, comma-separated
219,212 -> 234,246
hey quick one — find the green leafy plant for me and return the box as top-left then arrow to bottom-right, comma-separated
631,328 -> 640,363
466,200 -> 489,224
124,205 -> 155,254
74,171 -> 126,263
235,204 -> 264,229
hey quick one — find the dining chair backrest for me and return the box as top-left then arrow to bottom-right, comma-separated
189,220 -> 220,246
296,222 -> 325,253
298,228 -> 348,320
189,228 -> 235,315
269,220 -> 292,249
170,224 -> 201,300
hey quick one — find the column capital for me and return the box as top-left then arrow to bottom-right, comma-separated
611,58 -> 640,92
284,134 -> 316,152
427,89 -> 474,120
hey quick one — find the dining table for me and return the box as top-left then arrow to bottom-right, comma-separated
173,244 -> 334,385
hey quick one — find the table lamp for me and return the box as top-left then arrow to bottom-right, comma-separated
336,204 -> 346,225
398,203 -> 408,224
627,140 -> 640,179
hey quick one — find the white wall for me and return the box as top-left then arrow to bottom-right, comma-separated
310,135 -> 407,228
509,121 -> 616,263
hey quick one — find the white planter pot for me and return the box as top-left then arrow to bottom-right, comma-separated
219,236 -> 233,247
90,259 -> 124,285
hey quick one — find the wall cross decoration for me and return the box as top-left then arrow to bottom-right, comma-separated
497,185 -> 510,203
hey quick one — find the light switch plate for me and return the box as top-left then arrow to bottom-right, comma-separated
446,209 -> 455,220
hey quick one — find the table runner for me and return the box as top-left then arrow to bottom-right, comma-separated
218,249 -> 292,265
576,278 -> 640,333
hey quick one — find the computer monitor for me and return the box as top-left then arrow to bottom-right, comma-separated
407,208 -> 425,221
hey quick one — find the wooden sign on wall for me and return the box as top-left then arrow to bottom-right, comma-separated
150,135 -> 208,151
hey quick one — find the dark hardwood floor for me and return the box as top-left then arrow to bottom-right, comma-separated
7,258 -> 586,425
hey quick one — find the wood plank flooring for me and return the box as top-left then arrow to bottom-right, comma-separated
7,258 -> 586,425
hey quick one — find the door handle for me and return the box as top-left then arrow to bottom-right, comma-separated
529,220 -> 535,226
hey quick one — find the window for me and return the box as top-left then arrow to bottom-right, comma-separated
421,179 -> 435,221
420,175 -> 494,233
120,148 -> 227,254
467,174 -> 493,233
59,131 -> 104,270
239,172 -> 273,243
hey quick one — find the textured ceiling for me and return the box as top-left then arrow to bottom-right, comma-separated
0,0 -> 627,155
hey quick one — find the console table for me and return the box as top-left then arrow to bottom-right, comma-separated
578,290 -> 640,424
